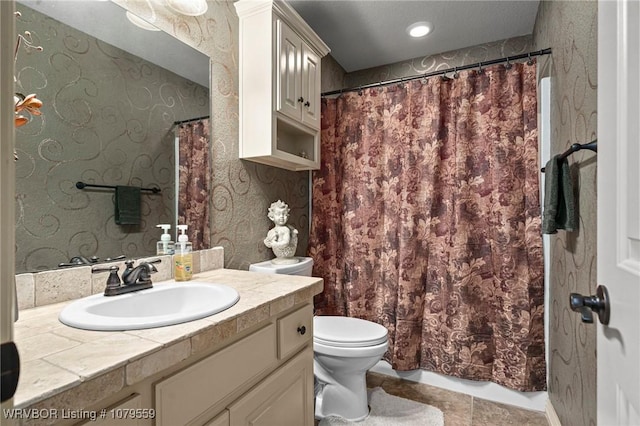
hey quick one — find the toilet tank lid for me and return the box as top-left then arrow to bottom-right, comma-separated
249,257 -> 313,274
313,316 -> 388,347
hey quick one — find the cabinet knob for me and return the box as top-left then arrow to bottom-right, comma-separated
297,97 -> 304,103
304,101 -> 310,107
297,325 -> 306,335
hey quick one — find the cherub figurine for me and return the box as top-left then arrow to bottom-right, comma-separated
264,200 -> 299,264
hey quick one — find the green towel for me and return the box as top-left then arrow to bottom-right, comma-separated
542,156 -> 577,233
115,186 -> 141,225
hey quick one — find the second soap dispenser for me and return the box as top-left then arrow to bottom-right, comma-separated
174,224 -> 193,281
156,224 -> 175,255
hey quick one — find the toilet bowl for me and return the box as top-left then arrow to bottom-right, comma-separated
313,316 -> 389,421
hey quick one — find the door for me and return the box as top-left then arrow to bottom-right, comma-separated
228,348 -> 314,426
597,1 -> 640,424
277,19 -> 302,122
301,44 -> 320,130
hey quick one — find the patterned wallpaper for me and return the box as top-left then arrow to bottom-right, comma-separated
115,0 -> 309,271
14,5 -> 208,273
343,35 -> 532,88
533,1 -> 598,425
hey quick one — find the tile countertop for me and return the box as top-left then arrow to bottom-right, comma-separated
12,268 -> 323,409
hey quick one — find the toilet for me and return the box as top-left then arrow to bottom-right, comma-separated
248,256 -> 389,422
313,316 -> 388,421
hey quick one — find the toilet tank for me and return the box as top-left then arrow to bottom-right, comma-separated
248,257 -> 313,276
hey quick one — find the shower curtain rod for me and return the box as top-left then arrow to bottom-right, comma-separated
173,115 -> 209,126
321,48 -> 552,97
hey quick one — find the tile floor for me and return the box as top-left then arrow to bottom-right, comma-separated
366,372 -> 548,425
315,372 -> 549,425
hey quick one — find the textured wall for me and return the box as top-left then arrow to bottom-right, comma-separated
91,1 -> 310,271
14,5 -> 208,273
321,54 -> 347,94
533,1 -> 598,425
344,35 -> 532,88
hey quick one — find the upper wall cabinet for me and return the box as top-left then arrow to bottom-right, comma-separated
235,0 -> 330,171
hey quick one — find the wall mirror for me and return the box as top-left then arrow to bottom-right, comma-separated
14,0 -> 211,273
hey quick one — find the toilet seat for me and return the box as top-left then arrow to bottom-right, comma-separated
313,316 -> 388,348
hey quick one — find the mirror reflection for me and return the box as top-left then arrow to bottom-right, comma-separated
14,1 -> 211,273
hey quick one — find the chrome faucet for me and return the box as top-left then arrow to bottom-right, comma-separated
92,258 -> 161,296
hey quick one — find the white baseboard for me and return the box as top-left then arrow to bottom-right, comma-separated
545,399 -> 562,426
370,361 -> 547,412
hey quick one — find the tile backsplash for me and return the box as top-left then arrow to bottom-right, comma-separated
16,247 -> 224,310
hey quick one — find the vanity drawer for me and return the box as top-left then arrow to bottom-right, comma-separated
277,304 -> 312,359
155,324 -> 277,426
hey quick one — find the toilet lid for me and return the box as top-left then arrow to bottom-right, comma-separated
313,316 -> 388,348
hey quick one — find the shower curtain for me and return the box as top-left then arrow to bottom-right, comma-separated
177,119 -> 211,251
309,62 -> 545,391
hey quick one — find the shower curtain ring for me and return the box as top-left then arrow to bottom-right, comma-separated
453,67 -> 459,79
504,57 -> 513,70
478,62 -> 484,74
527,53 -> 534,66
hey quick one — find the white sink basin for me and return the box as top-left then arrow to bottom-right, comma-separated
59,281 -> 240,331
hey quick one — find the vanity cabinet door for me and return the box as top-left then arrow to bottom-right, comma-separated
155,325 -> 277,426
204,410 -> 230,426
78,394 -> 144,426
228,347 -> 314,426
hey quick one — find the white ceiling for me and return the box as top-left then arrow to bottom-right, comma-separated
288,0 -> 541,72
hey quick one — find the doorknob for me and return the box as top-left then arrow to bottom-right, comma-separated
569,285 -> 610,325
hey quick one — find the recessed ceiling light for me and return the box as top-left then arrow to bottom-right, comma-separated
165,0 -> 208,16
407,21 -> 433,38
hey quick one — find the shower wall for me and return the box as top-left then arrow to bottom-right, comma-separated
533,1 -> 598,425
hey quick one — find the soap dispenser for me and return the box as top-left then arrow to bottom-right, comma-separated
174,224 -> 193,281
156,224 -> 175,255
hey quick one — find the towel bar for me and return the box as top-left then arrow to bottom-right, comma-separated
76,181 -> 161,194
541,140 -> 597,172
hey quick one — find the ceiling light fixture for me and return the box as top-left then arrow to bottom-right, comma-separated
165,0 -> 208,16
126,11 -> 161,31
407,21 -> 433,38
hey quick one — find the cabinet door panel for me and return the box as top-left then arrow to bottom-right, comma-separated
78,394 -> 143,426
229,347 -> 314,426
301,44 -> 320,130
155,325 -> 277,426
277,20 -> 302,121
204,410 -> 230,426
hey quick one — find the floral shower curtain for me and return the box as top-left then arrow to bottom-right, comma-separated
309,62 -> 545,391
177,119 -> 211,251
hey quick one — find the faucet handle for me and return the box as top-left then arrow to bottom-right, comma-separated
103,254 -> 125,262
92,265 -> 122,294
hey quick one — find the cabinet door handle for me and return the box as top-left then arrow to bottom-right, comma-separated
297,325 -> 306,335
297,97 -> 304,103
304,101 -> 310,107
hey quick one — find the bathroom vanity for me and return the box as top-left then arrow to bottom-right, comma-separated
11,268 -> 322,426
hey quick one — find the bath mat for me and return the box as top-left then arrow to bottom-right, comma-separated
318,387 -> 444,426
